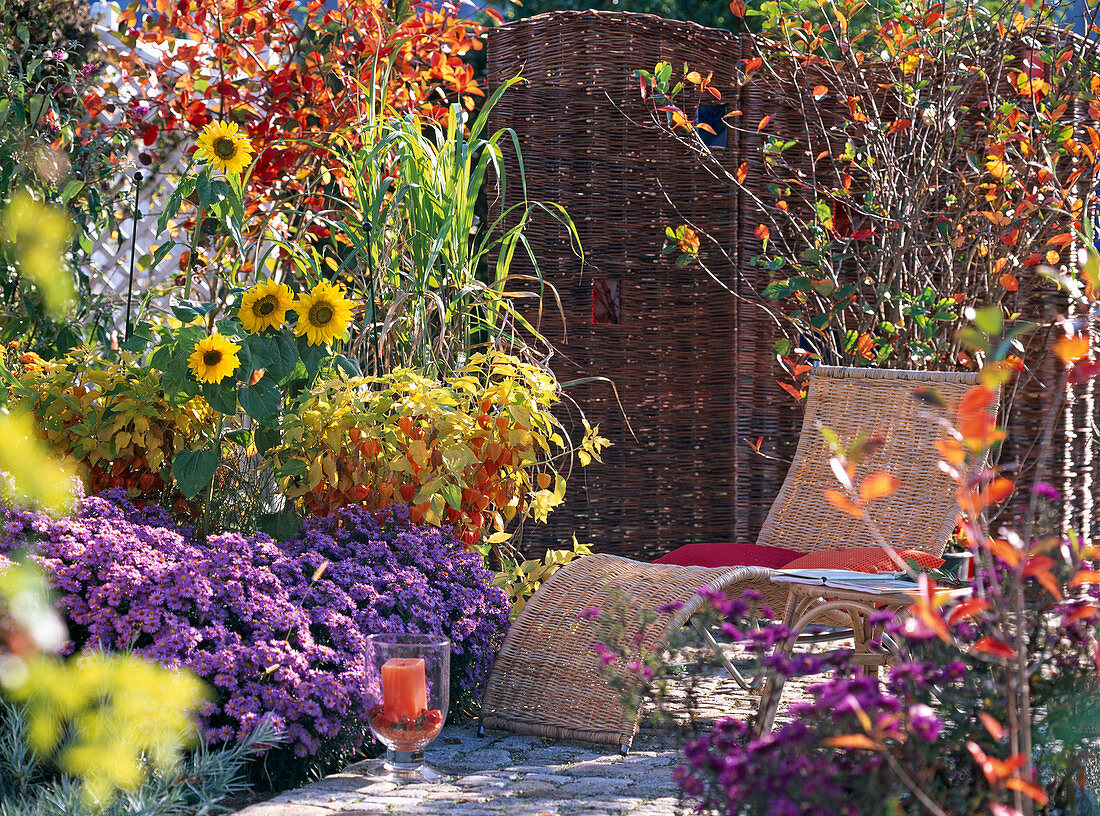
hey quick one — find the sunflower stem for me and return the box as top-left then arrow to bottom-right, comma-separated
183,203 -> 206,302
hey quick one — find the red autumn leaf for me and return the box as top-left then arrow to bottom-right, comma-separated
999,273 -> 1019,291
755,223 -> 770,242
1022,555 -> 1055,577
850,229 -> 876,240
744,57 -> 763,72
860,472 -> 900,501
825,489 -> 863,518
947,597 -> 990,625
730,0 -> 746,16
1070,360 -> 1100,384
886,118 -> 911,134
143,124 -> 159,146
973,636 -> 1016,659
1047,232 -> 1075,246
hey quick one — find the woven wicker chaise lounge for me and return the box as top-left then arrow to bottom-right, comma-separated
477,366 -> 987,752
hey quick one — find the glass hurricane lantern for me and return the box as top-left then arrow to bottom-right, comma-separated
364,632 -> 450,781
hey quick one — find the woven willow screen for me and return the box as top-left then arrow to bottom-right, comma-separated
487,11 -> 1097,559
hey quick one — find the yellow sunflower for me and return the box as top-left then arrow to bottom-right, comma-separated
293,281 -> 354,346
195,120 -> 254,177
187,333 -> 241,384
238,279 -> 294,334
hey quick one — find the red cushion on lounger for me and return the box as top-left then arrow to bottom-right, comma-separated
653,542 -> 803,569
782,547 -> 944,574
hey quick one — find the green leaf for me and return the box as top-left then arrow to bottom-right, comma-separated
202,382 -> 238,415
298,338 -> 324,377
225,429 -> 252,447
278,459 -> 307,478
334,354 -> 361,377
239,376 -> 281,424
762,281 -> 792,299
171,299 -> 216,323
255,426 -> 280,455
974,305 -> 1004,337
257,510 -> 301,541
173,448 -> 218,499
773,337 -> 792,355
442,482 -> 462,511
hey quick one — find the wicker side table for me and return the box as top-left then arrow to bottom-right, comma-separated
753,580 -> 969,734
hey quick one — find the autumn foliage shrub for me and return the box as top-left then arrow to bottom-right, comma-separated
270,351 -> 608,551
592,313 -> 1100,815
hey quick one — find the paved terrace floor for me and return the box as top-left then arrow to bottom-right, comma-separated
235,650 -> 821,816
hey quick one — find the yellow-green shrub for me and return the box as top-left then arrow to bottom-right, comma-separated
270,351 -> 608,551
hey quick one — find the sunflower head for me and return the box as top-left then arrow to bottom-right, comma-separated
187,333 -> 242,384
293,281 -> 354,347
239,280 -> 294,334
195,120 -> 254,177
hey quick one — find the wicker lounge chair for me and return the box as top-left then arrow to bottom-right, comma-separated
477,366 -> 990,752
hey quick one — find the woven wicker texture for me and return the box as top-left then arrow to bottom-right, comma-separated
757,366 -> 983,555
479,366 -> 985,747
487,13 -> 1096,558
486,13 -> 804,560
479,553 -> 773,747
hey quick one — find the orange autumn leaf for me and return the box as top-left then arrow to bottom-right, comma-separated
824,734 -> 880,750
860,472 -> 900,501
825,489 -> 863,517
736,162 -> 748,184
1068,570 -> 1100,587
812,84 -> 829,98
1004,778 -> 1049,807
1055,334 -> 1090,364
755,223 -> 770,243
936,437 -> 967,466
986,155 -> 1009,179
757,115 -> 771,131
959,411 -> 1005,451
988,537 -> 1023,567
979,713 -> 1005,741
959,385 -> 996,417
986,477 -> 1015,504
999,273 -> 1019,291
686,70 -> 703,85
730,0 -> 746,16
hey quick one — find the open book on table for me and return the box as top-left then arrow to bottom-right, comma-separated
770,568 -> 929,596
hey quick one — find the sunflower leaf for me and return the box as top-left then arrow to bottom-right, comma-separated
173,448 -> 218,499
239,377 -> 281,425
202,382 -> 238,415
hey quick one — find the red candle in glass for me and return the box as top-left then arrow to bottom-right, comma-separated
381,657 -> 427,720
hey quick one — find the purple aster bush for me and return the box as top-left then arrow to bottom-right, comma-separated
0,491 -> 510,785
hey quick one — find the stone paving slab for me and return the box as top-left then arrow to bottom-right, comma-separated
234,724 -> 687,816
234,646 -> 823,816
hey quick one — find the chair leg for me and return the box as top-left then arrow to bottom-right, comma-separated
689,617 -> 763,691
754,593 -> 801,735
